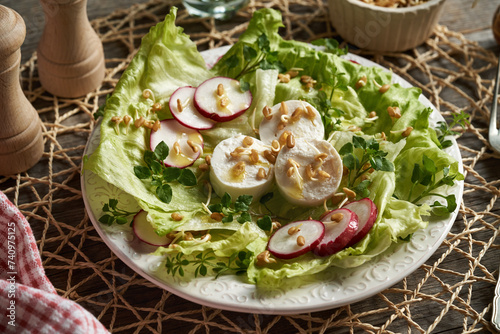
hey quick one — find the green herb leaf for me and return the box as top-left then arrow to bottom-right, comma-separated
208,203 -> 223,213
156,184 -> 173,203
239,79 -> 250,92
353,136 -> 366,150
134,166 -> 152,179
353,180 -> 371,198
257,215 -> 272,231
144,150 -> 156,167
222,214 -> 234,223
422,155 -> 436,173
311,38 -> 348,55
339,142 -> 353,155
178,169 -> 197,186
342,154 -> 356,171
257,33 -> 270,53
370,156 -> 394,172
221,192 -> 232,208
150,160 -> 163,175
163,167 -> 181,182
225,55 -> 239,69
237,212 -> 252,224
98,214 -> 115,226
154,141 -> 169,161
235,195 -> 253,212
115,216 -> 128,225
411,163 -> 421,184
243,45 -> 258,61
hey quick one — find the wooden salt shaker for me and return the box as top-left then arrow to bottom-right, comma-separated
0,6 -> 44,176
37,0 -> 105,98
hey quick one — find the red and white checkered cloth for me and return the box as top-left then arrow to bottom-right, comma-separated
0,191 -> 109,334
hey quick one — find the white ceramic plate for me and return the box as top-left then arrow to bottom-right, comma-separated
81,46 -> 463,314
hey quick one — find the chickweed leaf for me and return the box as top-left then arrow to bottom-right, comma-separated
411,163 -> 421,184
225,55 -> 239,69
208,203 -> 223,213
109,198 -> 119,210
156,184 -> 173,203
221,192 -> 232,208
311,38 -> 348,55
154,141 -> 169,161
237,212 -> 252,224
257,33 -> 270,53
339,142 -> 353,155
353,180 -> 371,198
178,169 -> 197,186
235,195 -> 252,212
99,214 -> 114,226
134,166 -> 151,179
342,154 -> 357,171
115,216 -> 128,225
222,214 -> 234,223
98,198 -> 136,226
422,155 -> 436,173
257,215 -> 272,231
150,160 -> 163,175
239,79 -> 250,92
353,136 -> 366,149
144,150 -> 156,167
243,45 -> 258,61
163,167 -> 181,182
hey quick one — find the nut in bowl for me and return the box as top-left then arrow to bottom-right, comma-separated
328,0 -> 447,52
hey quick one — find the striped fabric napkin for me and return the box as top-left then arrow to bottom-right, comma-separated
0,191 -> 109,333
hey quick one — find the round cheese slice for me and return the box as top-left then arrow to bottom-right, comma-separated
274,138 -> 342,206
258,100 -> 324,145
209,135 -> 274,201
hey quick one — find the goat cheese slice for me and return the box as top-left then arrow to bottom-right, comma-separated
209,135 -> 274,201
275,138 -> 343,206
258,100 -> 324,145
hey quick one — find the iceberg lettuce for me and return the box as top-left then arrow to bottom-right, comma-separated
85,7 -> 459,287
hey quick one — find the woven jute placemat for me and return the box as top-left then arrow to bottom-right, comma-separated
1,0 -> 499,332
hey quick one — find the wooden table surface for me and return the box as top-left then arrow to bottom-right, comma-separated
2,0 -> 500,333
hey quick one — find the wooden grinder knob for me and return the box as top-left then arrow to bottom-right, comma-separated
0,6 -> 44,176
37,0 -> 105,98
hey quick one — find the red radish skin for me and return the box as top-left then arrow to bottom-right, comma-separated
133,210 -> 172,246
344,198 -> 377,247
169,86 -> 216,130
194,77 -> 252,122
314,208 -> 358,257
268,220 -> 325,260
150,119 -> 203,168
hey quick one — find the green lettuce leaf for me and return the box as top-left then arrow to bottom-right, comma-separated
84,7 -> 211,234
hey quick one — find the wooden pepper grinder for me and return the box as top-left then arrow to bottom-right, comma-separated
37,0 -> 105,98
0,6 -> 44,176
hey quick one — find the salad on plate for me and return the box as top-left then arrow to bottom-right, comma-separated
83,7 -> 464,289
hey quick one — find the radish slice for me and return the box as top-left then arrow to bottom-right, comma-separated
169,86 -> 216,130
344,198 -> 377,247
268,220 -> 325,260
194,77 -> 252,122
150,119 -> 203,168
132,210 -> 172,246
314,208 -> 358,256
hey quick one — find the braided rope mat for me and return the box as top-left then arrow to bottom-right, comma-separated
1,0 -> 499,332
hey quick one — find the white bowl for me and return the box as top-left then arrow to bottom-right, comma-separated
328,0 -> 447,52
